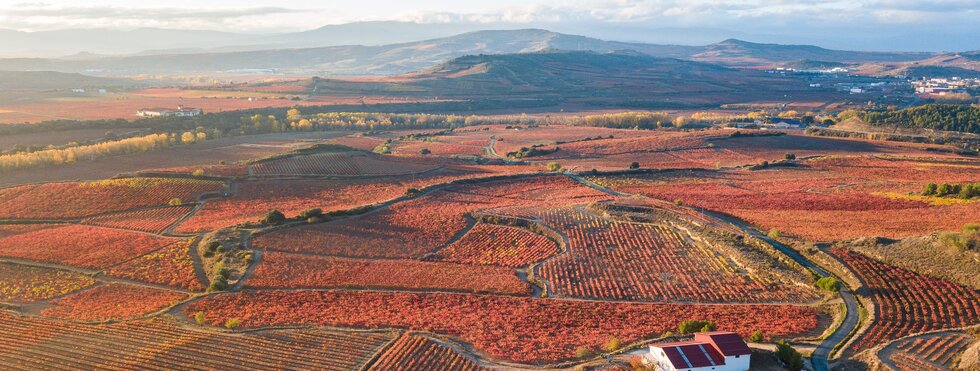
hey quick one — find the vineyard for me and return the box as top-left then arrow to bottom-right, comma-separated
0,224 -> 179,269
104,240 -> 204,291
883,331 -> 976,370
174,169 -> 481,233
0,313 -> 396,370
253,176 -> 607,259
525,206 -> 816,303
594,156 -> 980,241
188,290 -> 819,364
81,206 -> 194,233
0,178 -> 224,219
251,151 -> 435,176
437,223 -> 559,267
834,248 -> 980,352
0,262 -> 96,303
246,252 -> 531,295
41,284 -> 188,322
370,333 -> 487,371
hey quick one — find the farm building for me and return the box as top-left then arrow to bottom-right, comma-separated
645,332 -> 751,371
137,105 -> 202,118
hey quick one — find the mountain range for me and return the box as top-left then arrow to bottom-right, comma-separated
0,29 -> 955,77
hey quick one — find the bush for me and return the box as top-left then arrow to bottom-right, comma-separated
768,229 -> 781,239
775,340 -> 803,371
674,199 -> 683,206
815,277 -> 841,292
749,330 -> 764,343
419,148 -> 431,155
192,169 -> 205,177
602,336 -> 622,352
168,198 -> 183,206
547,162 -> 562,172
224,318 -> 241,329
298,208 -> 323,219
923,182 -> 938,196
785,153 -> 796,160
262,210 -> 286,225
574,347 -> 593,358
208,274 -> 227,292
194,311 -> 206,325
629,161 -> 640,169
678,319 -> 716,334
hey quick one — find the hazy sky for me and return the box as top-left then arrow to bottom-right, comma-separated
1,0 -> 977,32
1,1 -> 978,50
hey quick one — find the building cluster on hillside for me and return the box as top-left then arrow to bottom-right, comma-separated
136,105 -> 203,118
643,332 -> 752,371
912,77 -> 979,96
768,67 -> 849,75
834,81 -> 897,94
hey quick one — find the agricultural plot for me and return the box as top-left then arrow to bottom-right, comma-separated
247,252 -> 531,295
41,284 -> 188,322
0,224 -> 179,269
81,206 -> 194,233
0,313 -> 395,370
0,178 -> 224,219
105,240 -> 204,291
437,223 -> 559,267
252,176 -> 607,259
188,290 -> 820,364
524,206 -> 816,303
834,248 -> 980,352
250,151 -> 436,176
0,262 -> 96,303
370,333 -> 487,371
883,332 -> 976,370
594,156 -> 980,241
174,169 -> 485,233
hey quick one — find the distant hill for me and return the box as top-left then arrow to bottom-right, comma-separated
0,71 -> 143,91
0,29 -> 947,76
311,51 -> 832,107
692,39 -> 931,66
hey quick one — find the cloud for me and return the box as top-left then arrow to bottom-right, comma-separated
0,3 -> 307,31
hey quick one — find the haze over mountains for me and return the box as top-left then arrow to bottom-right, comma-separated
0,28 -> 961,77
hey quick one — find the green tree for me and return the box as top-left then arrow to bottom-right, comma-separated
815,277 -> 841,292
775,340 -> 803,371
194,311 -> 206,325
263,210 -> 286,225
547,162 -> 562,172
784,153 -> 796,160
923,183 -> 938,196
749,330 -> 764,343
224,318 -> 241,329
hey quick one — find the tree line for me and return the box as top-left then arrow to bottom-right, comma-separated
859,104 -> 980,134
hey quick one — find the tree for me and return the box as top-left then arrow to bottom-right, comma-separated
784,153 -> 796,160
776,340 -> 803,371
547,162 -> 562,172
574,347 -> 593,358
749,330 -> 764,343
224,318 -> 241,329
629,161 -> 640,169
169,198 -> 183,206
768,229 -> 781,239
419,148 -> 431,155
923,183 -> 938,196
815,277 -> 841,292
194,311 -> 206,325
263,210 -> 286,225
192,169 -> 205,177
602,336 -> 621,352
678,320 -> 716,334
298,208 -> 323,219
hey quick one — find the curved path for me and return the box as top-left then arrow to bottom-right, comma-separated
564,172 -> 860,371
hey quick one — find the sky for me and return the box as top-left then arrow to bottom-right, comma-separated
1,1 -> 979,50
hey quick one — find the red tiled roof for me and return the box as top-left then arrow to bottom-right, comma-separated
695,332 -> 752,357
